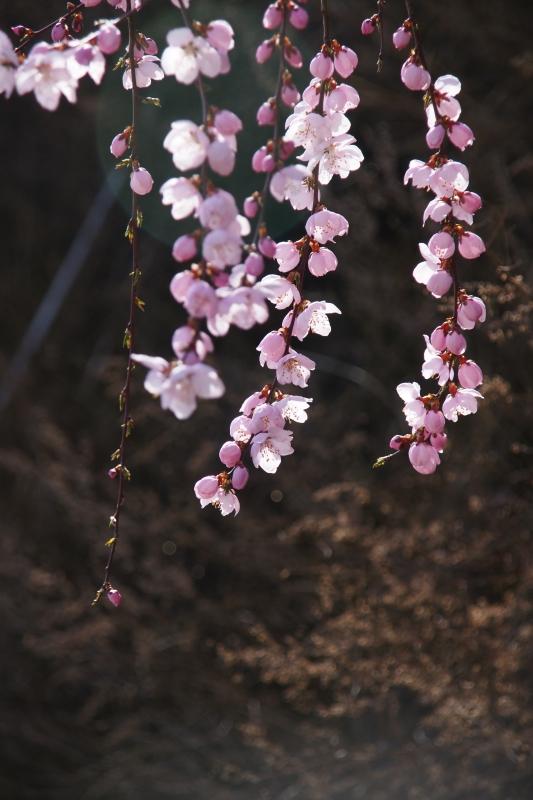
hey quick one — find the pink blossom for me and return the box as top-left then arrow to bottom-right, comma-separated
256,39 -> 274,64
448,121 -> 475,150
244,252 -> 265,277
219,441 -> 242,468
306,209 -> 349,243
442,387 -> 483,421
457,295 -> 486,330
16,44 -> 77,111
206,20 -> 235,53
232,466 -> 249,490
310,52 -> 334,79
397,382 -> 426,428
257,330 -> 287,366
458,360 -> 483,388
275,241 -> 301,272
258,275 -> 301,309
422,344 -> 452,386
285,44 -> 303,69
110,132 -> 128,158
308,246 -> 338,277
426,124 -> 445,150
244,196 -> 259,217
288,301 -> 341,340
214,109 -> 242,135
98,23 -> 121,54
281,82 -> 300,107
52,23 -> 67,43
430,433 -> 447,452
392,26 -> 411,50
290,6 -> 309,29
263,4 -> 283,29
430,325 -> 447,351
333,46 -> 358,78
404,159 -> 434,189
106,588 -> 122,607
184,281 -> 218,319
207,138 -> 236,176
162,28 -> 221,84
198,190 -> 239,230
130,167 -> 153,195
424,409 -> 445,434
123,55 -> 164,90
251,428 -> 294,473
0,31 -> 18,98
163,120 -> 208,171
445,329 -> 467,355
458,231 -> 485,259
160,177 -> 201,220
257,101 -> 276,125
408,442 -> 440,474
275,349 -> 315,387
194,475 -> 220,500
401,59 -> 431,91
172,235 -> 197,263
361,18 -> 376,36
258,235 -> 277,258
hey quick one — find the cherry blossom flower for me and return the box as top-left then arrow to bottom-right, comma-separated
16,43 -> 77,111
161,28 -> 222,84
0,31 -> 18,98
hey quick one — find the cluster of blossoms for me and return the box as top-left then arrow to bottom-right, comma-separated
195,28 -> 364,515
0,1 -> 154,111
368,12 -> 486,474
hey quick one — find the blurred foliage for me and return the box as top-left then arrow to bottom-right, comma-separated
0,1 -> 532,798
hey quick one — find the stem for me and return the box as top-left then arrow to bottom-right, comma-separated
376,0 -> 385,72
251,0 -> 290,247
14,3 -> 84,53
94,0 -> 141,604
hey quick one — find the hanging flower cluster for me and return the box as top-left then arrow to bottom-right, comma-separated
370,8 -> 486,475
2,2 -> 155,111
194,14 -> 364,515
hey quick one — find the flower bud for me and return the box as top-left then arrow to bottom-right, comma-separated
245,252 -> 265,277
106,588 -> 122,607
110,132 -> 128,158
232,465 -> 249,490
130,167 -> 153,196
361,18 -> 376,35
172,234 -> 197,263
392,26 -> 411,49
448,121 -> 475,150
259,235 -> 277,258
310,52 -> 334,79
219,441 -> 242,468
257,101 -> 275,125
263,4 -> 283,29
445,330 -> 467,355
194,475 -> 219,500
51,23 -> 67,43
458,360 -> 483,389
256,39 -> 274,64
98,23 -> 121,54
424,410 -> 445,434
290,6 -> 309,29
214,109 -> 242,135
244,196 -> 259,218
426,124 -> 445,150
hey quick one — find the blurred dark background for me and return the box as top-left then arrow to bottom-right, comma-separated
1,1 -> 532,798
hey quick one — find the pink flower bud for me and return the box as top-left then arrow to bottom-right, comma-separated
11,25 -> 30,38
214,109 -> 242,135
232,465 -> 249,490
257,329 -> 286,362
98,23 -> 121,54
51,22 -> 67,43
458,360 -> 483,389
430,325 -> 447,351
110,132 -> 128,158
194,475 -> 219,500
219,441 -> 242,468
426,124 -> 445,150
256,39 -> 274,64
263,4 -> 283,29
130,167 -> 153,196
262,154 -> 276,172
259,235 -> 277,258
448,121 -> 475,150
206,20 -> 234,52
334,47 -> 358,79
281,83 -> 299,107
308,246 -> 337,277
430,433 -> 447,452
244,252 -> 264,277
401,59 -> 431,91
252,146 -> 267,172
285,45 -> 303,69
142,36 -> 158,55
310,52 -> 334,79
424,410 -> 445,434
408,442 -> 440,475
427,270 -> 453,297
445,330 -> 467,355
389,434 -> 405,451
290,6 -> 309,29
257,101 -> 275,125
244,196 -> 259,218
106,588 -> 122,607
392,26 -> 411,49
172,234 -> 197,263
459,191 -> 482,214
458,231 -> 485,259
279,139 -> 295,159
108,467 -> 118,479
81,0 -> 103,6
361,18 -> 376,36
458,296 -> 486,330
